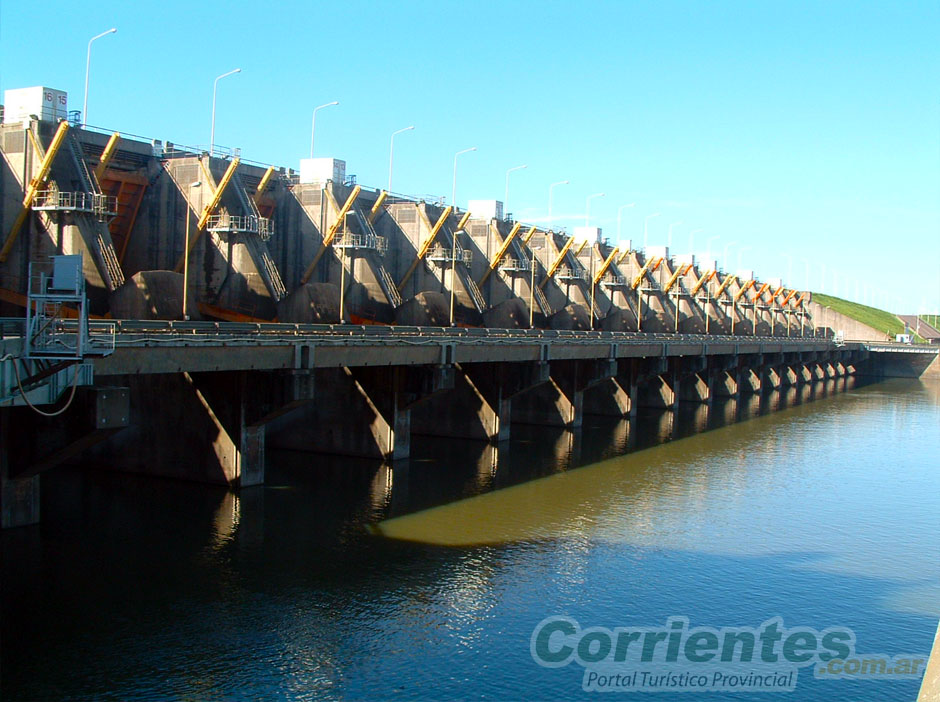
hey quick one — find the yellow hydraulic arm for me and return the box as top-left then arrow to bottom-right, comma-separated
617,248 -> 632,264
664,263 -> 693,292
753,282 -> 770,302
253,166 -> 275,206
196,157 -> 241,230
782,289 -> 798,306
631,256 -> 661,290
794,292 -> 807,307
479,222 -> 522,284
593,247 -> 620,285
94,132 -> 121,182
174,157 -> 241,272
0,120 -> 71,262
522,226 -> 537,245
574,240 -> 588,256
540,236 -> 576,288
456,211 -> 472,230
367,190 -> 388,224
690,270 -> 716,296
734,279 -> 756,302
714,274 -> 737,298
397,205 -> 453,290
771,285 -> 786,301
301,184 -> 362,283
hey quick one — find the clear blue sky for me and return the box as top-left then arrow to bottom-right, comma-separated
2,1 -> 938,312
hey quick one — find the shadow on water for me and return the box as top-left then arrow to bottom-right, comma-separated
1,376 -> 938,701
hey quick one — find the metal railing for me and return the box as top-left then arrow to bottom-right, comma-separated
499,257 -> 530,272
3,317 -> 838,345
32,188 -> 116,217
205,213 -> 274,240
600,274 -> 627,287
556,267 -> 588,282
335,232 -> 387,253
427,244 -> 473,266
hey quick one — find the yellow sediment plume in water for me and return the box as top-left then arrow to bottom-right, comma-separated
369,434 -> 703,547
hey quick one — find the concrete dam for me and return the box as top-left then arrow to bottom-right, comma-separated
0,106 -> 935,529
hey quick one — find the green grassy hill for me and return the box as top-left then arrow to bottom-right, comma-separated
812,293 -> 918,340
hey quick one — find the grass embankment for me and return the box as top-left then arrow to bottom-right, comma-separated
812,292 -> 920,340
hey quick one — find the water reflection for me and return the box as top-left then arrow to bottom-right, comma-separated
1,377 -> 937,702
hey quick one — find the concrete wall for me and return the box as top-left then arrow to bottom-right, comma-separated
809,301 -> 890,341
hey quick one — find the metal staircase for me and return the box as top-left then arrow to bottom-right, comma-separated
351,202 -> 401,309
228,170 -> 286,301
55,131 -> 125,289
532,274 -> 551,316
437,225 -> 486,314
243,234 -> 287,301
456,262 -> 487,314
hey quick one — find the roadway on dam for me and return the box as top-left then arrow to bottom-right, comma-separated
0,318 -> 841,375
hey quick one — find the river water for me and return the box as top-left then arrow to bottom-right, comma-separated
2,377 -> 938,700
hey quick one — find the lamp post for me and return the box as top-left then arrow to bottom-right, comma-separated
504,164 -> 527,218
83,28 -> 117,127
617,203 -> 635,241
589,244 -> 598,330
182,181 -> 202,320
310,101 -> 339,158
388,125 -> 414,192
585,192 -> 605,227
722,241 -> 738,271
452,147 -> 477,209
643,212 -> 660,250
209,68 -> 242,157
737,246 -> 752,272
667,220 -> 683,251
449,229 -> 463,327
529,246 -> 541,328
210,68 -> 241,155
706,235 -> 720,262
687,228 -> 703,256
338,210 -> 354,323
548,180 -> 569,229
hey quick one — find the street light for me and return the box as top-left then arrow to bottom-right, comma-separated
388,125 -> 414,192
504,164 -> 527,216
589,243 -> 598,330
338,210 -> 354,323
722,241 -> 738,270
529,246 -> 541,328
687,228 -> 703,255
706,235 -> 720,262
548,180 -> 569,229
780,253 -> 794,287
310,100 -> 339,158
617,203 -> 635,240
82,27 -> 117,127
643,213 -> 661,250
736,246 -> 752,272
210,68 -> 241,155
449,229 -> 464,327
667,220 -> 683,250
585,192 -> 605,227
452,146 -> 477,209
182,181 -> 202,320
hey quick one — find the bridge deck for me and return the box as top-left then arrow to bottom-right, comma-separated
91,323 -> 838,375
7,318 -> 928,377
